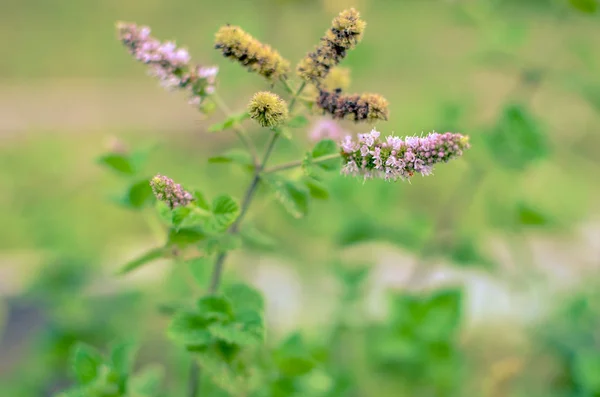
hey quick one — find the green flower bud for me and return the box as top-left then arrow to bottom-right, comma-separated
248,91 -> 289,129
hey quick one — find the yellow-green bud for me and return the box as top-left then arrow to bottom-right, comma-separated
248,91 -> 289,129
215,25 -> 290,81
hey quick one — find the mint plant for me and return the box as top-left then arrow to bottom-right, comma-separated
57,8 -> 471,397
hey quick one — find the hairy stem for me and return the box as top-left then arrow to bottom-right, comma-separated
213,93 -> 260,166
189,81 -> 307,397
264,153 -> 341,174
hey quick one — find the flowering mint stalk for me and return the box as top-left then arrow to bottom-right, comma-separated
341,130 -> 470,181
117,22 -> 218,109
214,25 -> 290,81
297,8 -> 365,85
150,174 -> 193,209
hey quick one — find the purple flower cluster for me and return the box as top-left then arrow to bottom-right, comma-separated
150,175 -> 193,209
340,130 -> 470,181
117,22 -> 217,109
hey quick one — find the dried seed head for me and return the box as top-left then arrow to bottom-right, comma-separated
248,91 -> 289,129
317,90 -> 389,122
297,8 -> 365,85
150,174 -> 193,209
215,25 -> 290,81
305,67 -> 352,101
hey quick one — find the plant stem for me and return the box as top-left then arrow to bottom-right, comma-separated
189,81 -> 307,397
212,93 -> 260,167
264,153 -> 341,174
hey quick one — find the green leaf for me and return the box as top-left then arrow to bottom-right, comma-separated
167,227 -> 206,248
117,247 -> 166,275
155,201 -> 172,225
274,126 -> 292,139
303,177 -> 329,200
197,296 -> 234,321
311,139 -> 340,171
205,234 -> 242,254
97,153 -> 136,176
208,150 -> 254,171
274,334 -> 316,377
569,0 -> 598,13
130,365 -> 164,396
485,103 -> 549,170
208,112 -> 249,132
171,206 -> 192,229
195,350 -> 245,395
209,195 -> 240,232
287,115 -> 309,128
109,341 -> 137,376
574,351 -> 600,391
168,312 -> 213,346
208,314 -> 264,346
224,283 -> 264,315
192,191 -> 211,211
121,179 -> 154,209
70,343 -> 104,385
263,175 -> 310,219
517,203 -> 549,227
447,236 -> 496,269
187,257 -> 212,286
239,225 -> 277,251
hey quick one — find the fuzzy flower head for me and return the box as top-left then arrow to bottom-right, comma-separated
248,91 -> 289,129
305,66 -> 352,101
215,25 -> 290,81
297,8 -> 365,85
150,175 -> 193,209
340,130 -> 470,181
317,90 -> 389,122
116,22 -> 217,110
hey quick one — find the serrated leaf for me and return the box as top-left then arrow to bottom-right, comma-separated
98,153 -> 136,176
239,225 -> 277,251
208,150 -> 254,171
569,0 -> 598,13
209,195 -> 240,232
171,206 -> 192,229
303,177 -> 329,200
117,247 -> 166,275
274,334 -> 316,377
195,350 -> 245,395
263,175 -> 310,219
208,316 -> 263,346
287,115 -> 309,128
311,139 -> 340,171
70,343 -> 104,385
197,296 -> 234,321
224,284 -> 264,315
168,312 -> 213,346
167,227 -> 206,248
121,179 -> 154,209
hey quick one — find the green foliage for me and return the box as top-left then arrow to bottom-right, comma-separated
209,149 -> 255,171
484,103 -> 550,171
98,153 -> 137,176
263,174 -> 310,219
209,195 -> 240,232
569,0 -> 598,13
208,112 -> 250,132
58,341 -> 163,397
119,179 -> 154,210
369,289 -> 464,395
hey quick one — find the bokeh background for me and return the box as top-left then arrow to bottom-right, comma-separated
2,0 -> 600,396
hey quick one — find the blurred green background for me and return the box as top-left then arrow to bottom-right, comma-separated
1,0 -> 600,396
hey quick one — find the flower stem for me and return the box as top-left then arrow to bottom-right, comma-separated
189,81 -> 308,397
212,92 -> 260,167
264,153 -> 341,174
